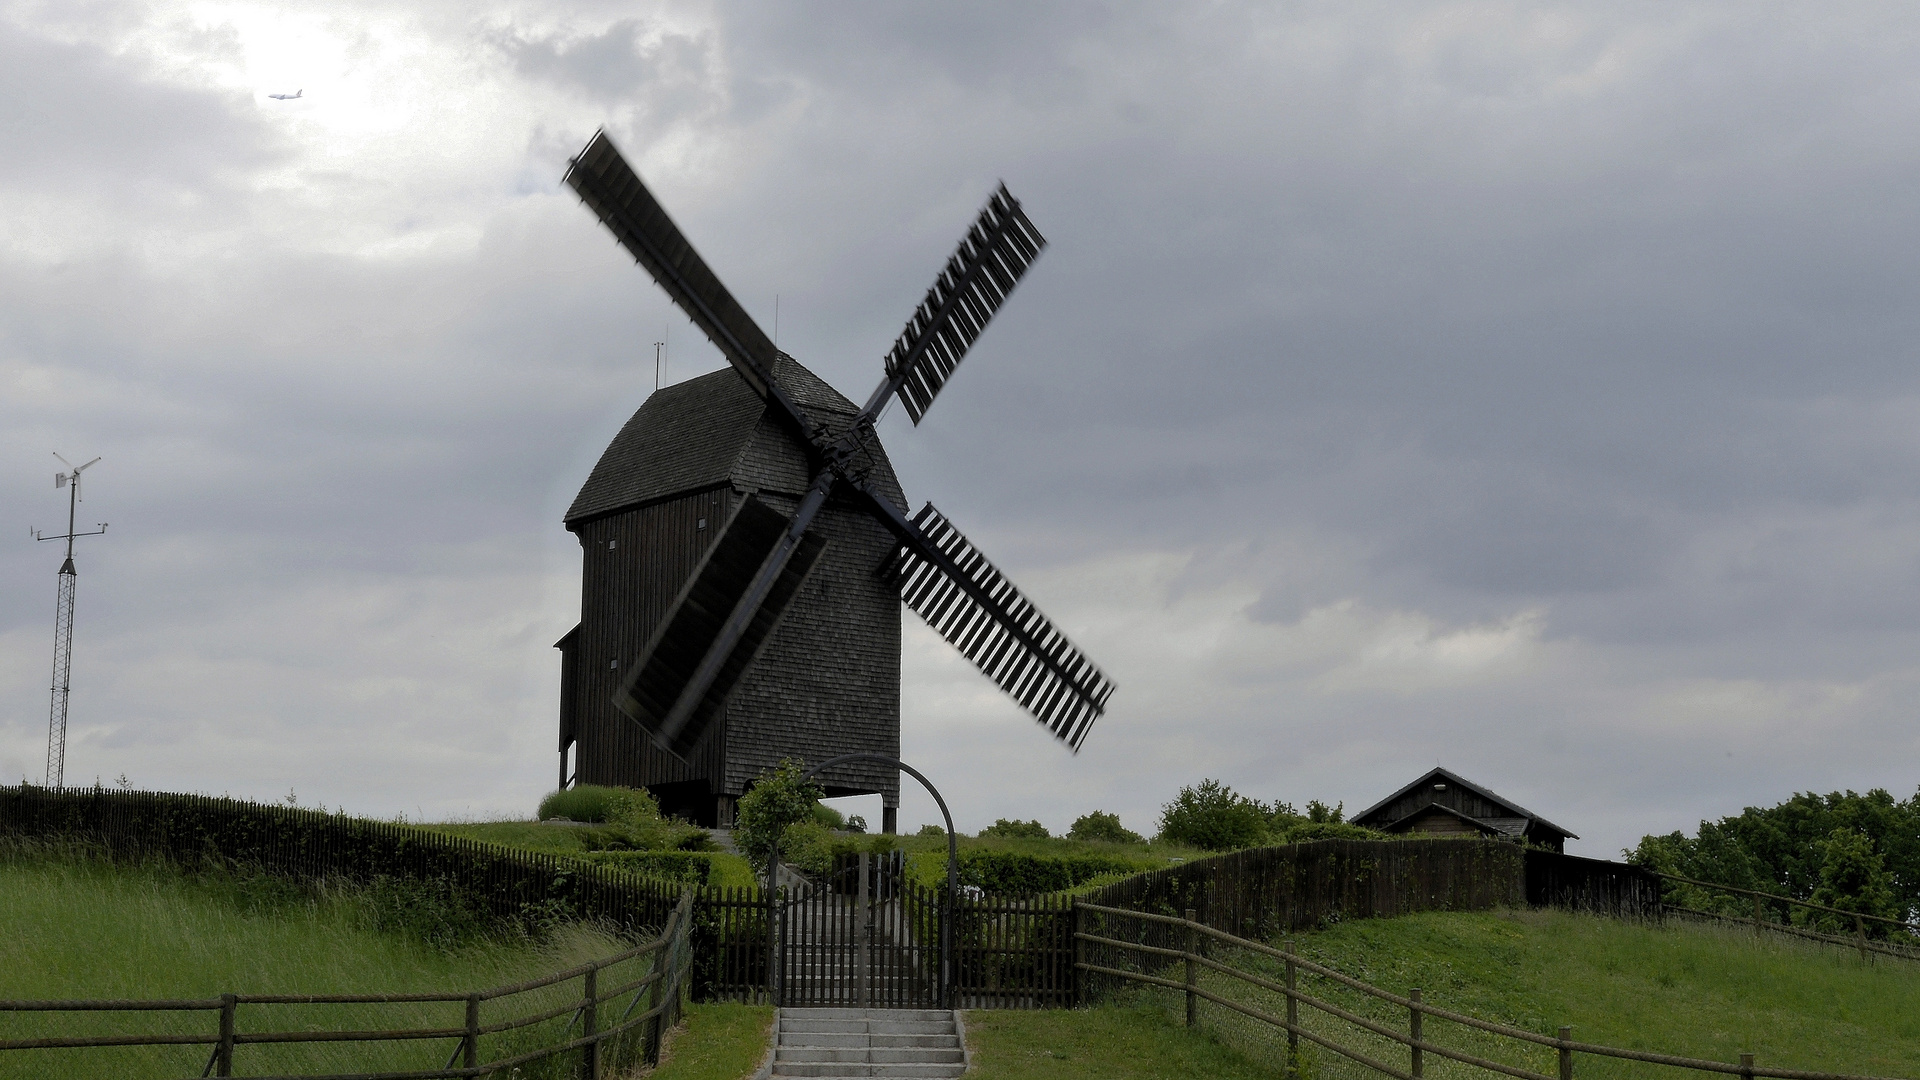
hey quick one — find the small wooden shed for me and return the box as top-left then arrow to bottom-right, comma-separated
1350,767 -> 1576,853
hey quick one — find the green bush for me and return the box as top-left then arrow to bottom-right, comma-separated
779,821 -> 836,876
735,761 -> 825,877
1069,811 -> 1143,844
980,818 -> 1051,840
1272,820 -> 1387,844
916,824 -> 947,838
537,784 -> 658,825
812,802 -> 846,829
1159,780 -> 1270,851
575,850 -> 715,888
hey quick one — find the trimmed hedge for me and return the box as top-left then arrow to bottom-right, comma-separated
576,850 -> 716,888
0,785 -> 686,933
956,850 -> 1155,894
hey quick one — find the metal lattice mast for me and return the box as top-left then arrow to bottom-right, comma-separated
47,557 -> 76,788
34,453 -> 106,790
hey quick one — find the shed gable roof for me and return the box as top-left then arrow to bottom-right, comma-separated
1353,766 -> 1577,840
565,356 -> 905,526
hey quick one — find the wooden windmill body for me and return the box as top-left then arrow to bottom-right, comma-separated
555,132 -> 1115,830
558,359 -> 907,826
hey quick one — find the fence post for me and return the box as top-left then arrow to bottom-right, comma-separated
1856,914 -> 1869,962
1409,987 -> 1423,1079
1752,894 -> 1764,939
215,993 -> 236,1077
1557,1025 -> 1573,1080
1740,1053 -> 1755,1080
1283,940 -> 1299,1080
463,993 -> 480,1071
582,966 -> 599,1080
646,936 -> 666,1066
1071,899 -> 1085,1007
1184,907 -> 1198,1028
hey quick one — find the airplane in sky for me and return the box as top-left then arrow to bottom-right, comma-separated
268,89 -> 302,100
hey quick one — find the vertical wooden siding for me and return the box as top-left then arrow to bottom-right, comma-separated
570,486 -> 735,794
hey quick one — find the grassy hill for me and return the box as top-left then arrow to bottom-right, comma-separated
0,846 -> 628,1079
1175,908 -> 1920,1077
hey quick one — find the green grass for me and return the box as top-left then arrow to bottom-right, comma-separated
1169,908 -> 1920,1078
643,1004 -> 773,1080
0,850 -> 642,1079
960,1003 -> 1273,1079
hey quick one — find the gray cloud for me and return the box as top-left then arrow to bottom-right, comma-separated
3,3 -> 1919,855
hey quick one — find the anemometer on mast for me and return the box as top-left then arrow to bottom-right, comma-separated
32,452 -> 107,789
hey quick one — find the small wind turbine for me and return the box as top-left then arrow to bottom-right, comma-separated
33,453 -> 107,789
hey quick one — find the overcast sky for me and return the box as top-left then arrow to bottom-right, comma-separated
4,2 -> 1919,857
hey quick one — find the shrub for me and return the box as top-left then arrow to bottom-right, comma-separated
811,802 -> 846,830
916,824 -> 947,838
980,818 -> 1050,840
735,761 -> 824,877
1272,821 -> 1387,844
779,821 -> 836,877
1159,780 -> 1270,851
538,784 -> 658,826
1068,811 -> 1143,844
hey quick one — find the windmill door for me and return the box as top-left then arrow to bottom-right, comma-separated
778,852 -> 942,1008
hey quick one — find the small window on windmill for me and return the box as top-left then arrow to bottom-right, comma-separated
608,539 -> 617,549
1433,782 -> 1447,791
610,659 -> 618,669
697,517 -> 707,530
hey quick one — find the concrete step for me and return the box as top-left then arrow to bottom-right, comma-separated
777,1047 -> 962,1064
769,1008 -> 967,1080
768,1060 -> 960,1068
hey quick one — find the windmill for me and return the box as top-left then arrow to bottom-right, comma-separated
556,131 -> 1113,828
33,453 -> 107,789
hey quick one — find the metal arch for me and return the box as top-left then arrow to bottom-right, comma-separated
769,753 -> 960,1008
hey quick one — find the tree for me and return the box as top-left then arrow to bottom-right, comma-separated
1801,827 -> 1898,935
981,818 -> 1050,840
734,760 -> 824,879
1628,786 -> 1920,922
1159,779 -> 1270,851
1069,810 -> 1144,844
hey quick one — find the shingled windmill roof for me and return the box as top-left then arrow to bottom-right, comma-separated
565,356 -> 906,526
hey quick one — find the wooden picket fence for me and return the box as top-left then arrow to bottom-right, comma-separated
1074,901 -> 1910,1080
1083,838 -> 1531,940
0,892 -> 694,1079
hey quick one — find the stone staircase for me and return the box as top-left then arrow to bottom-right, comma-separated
770,1008 -> 967,1079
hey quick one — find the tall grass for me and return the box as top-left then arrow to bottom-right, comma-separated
0,844 -> 636,1079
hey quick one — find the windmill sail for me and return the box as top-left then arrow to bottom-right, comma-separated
880,503 -> 1113,749
881,185 -> 1046,425
565,131 -> 783,406
615,495 -> 830,761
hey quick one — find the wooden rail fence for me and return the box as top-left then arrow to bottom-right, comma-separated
1073,901 -> 1910,1080
0,892 -> 694,1079
1651,871 -> 1920,963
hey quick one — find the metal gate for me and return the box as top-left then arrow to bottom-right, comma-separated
778,851 -> 942,1008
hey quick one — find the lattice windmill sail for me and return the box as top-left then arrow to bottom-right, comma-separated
559,131 -> 1112,819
